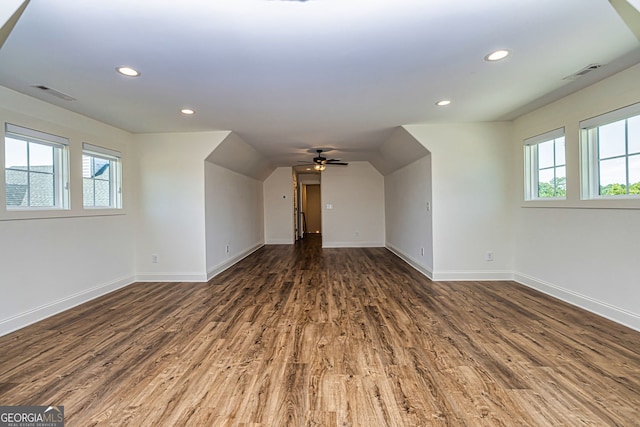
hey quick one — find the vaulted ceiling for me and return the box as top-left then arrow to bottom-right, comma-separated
1,0 -> 639,167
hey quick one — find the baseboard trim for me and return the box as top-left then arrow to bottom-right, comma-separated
134,273 -> 208,283
385,243 -> 433,280
265,239 -> 293,244
389,248 -> 640,331
0,275 -> 135,337
432,270 -> 514,281
207,243 -> 264,280
323,241 -> 385,248
514,273 -> 640,332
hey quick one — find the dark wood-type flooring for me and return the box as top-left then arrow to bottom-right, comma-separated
1,235 -> 639,426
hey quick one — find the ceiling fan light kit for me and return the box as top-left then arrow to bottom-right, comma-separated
309,149 -> 348,172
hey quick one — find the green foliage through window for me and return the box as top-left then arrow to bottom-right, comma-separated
538,177 -> 567,198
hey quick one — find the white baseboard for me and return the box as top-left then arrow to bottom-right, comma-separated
514,273 -> 640,332
389,247 -> 640,331
386,243 -> 433,280
0,275 -> 135,337
265,239 -> 293,244
207,243 -> 264,280
323,241 -> 385,248
134,273 -> 208,282
386,243 -> 512,281
432,270 -> 514,281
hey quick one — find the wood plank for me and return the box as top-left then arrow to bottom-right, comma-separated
1,234 -> 639,426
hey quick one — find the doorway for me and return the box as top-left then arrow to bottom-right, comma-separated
296,173 -> 322,240
304,184 -> 322,235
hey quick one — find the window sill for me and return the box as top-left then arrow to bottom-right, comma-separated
522,198 -> 640,210
0,207 -> 126,221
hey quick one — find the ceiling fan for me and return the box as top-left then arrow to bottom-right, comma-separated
300,149 -> 349,171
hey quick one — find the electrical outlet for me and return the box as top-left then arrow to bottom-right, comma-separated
152,254 -> 159,264
486,251 -> 494,261
355,231 -> 359,237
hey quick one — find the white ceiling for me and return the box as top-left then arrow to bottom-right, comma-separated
0,0 -> 639,166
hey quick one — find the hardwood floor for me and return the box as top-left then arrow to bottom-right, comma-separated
1,235 -> 639,426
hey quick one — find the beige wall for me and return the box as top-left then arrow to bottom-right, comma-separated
0,86 -> 136,335
512,63 -> 640,330
206,162 -> 264,277
405,122 -> 514,280
321,161 -> 385,247
133,131 -> 228,281
263,167 -> 294,244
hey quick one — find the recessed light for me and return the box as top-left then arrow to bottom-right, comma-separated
485,50 -> 510,61
436,100 -> 451,106
116,66 -> 140,77
181,108 -> 195,115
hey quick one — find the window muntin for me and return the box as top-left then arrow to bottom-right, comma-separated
581,103 -> 640,198
82,143 -> 122,208
4,124 -> 69,209
524,128 -> 566,200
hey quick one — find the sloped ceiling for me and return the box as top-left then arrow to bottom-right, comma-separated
368,127 -> 429,176
0,0 -> 29,50
610,0 -> 640,40
206,132 -> 275,181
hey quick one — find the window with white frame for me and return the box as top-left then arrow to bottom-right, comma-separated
580,103 -> 640,198
524,128 -> 566,200
4,123 -> 69,209
82,143 -> 122,208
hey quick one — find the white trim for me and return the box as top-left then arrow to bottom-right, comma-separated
431,270 -> 514,281
5,122 -> 69,146
265,239 -> 294,244
579,101 -> 640,129
514,273 -> 640,332
0,275 -> 135,337
134,272 -> 208,283
207,243 -> 264,280
523,127 -> 565,146
386,243 -> 433,280
83,142 -> 121,159
322,241 -> 385,248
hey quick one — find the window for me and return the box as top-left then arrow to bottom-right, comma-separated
581,103 -> 640,198
4,123 -> 69,209
82,143 -> 122,208
524,128 -> 566,200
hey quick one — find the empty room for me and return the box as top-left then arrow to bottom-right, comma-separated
0,1 -> 639,425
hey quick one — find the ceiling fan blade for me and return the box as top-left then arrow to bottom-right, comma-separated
327,162 -> 349,166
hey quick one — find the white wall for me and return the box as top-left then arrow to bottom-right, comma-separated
205,162 -> 264,278
321,161 -> 385,247
133,131 -> 229,282
385,154 -> 433,277
405,122 -> 514,280
0,87 -> 135,335
512,63 -> 640,330
263,166 -> 294,244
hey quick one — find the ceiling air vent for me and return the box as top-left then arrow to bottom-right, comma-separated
562,64 -> 604,80
30,85 -> 76,101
